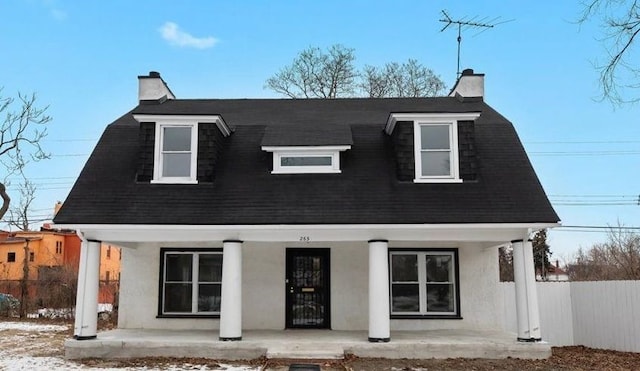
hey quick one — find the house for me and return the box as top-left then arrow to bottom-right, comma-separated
0,226 -> 121,307
53,69 -> 559,359
537,260 -> 570,282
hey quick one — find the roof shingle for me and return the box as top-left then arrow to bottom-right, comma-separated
54,98 -> 559,225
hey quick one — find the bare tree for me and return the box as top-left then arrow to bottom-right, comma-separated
7,179 -> 36,231
578,0 -> 640,104
499,245 -> 514,281
20,239 -> 31,318
360,59 -> 447,98
265,45 -> 357,98
568,225 -> 640,281
265,45 -> 447,99
0,89 -> 50,221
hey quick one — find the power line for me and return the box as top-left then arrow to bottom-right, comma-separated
549,194 -> 640,206
552,202 -> 637,206
529,150 -> 640,156
525,140 -> 640,144
39,138 -> 640,146
550,225 -> 640,234
50,153 -> 89,157
4,176 -> 76,181
559,225 -> 640,230
549,194 -> 637,198
43,138 -> 97,143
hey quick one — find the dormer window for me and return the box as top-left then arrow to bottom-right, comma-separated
260,123 -> 353,175
262,146 -> 350,174
133,114 -> 232,184
156,123 -> 198,183
417,122 -> 457,180
385,112 -> 481,183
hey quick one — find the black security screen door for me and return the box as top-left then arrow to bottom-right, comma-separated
285,248 -> 330,329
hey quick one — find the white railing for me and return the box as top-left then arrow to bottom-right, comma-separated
499,281 -> 640,352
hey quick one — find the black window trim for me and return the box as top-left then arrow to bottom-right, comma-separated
388,247 -> 462,320
157,247 -> 223,319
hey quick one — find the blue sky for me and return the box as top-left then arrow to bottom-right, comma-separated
1,1 -> 638,262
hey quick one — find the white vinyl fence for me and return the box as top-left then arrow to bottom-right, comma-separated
499,281 -> 640,352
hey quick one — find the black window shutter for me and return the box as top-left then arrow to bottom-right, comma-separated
136,122 -> 155,182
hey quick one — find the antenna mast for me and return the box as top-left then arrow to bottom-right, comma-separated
439,10 -> 511,79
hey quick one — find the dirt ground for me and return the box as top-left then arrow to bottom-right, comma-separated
2,319 -> 640,370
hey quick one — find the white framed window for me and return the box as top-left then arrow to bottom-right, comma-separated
133,114 -> 231,185
262,146 -> 350,174
159,248 -> 223,316
385,112 -> 480,183
389,249 -> 460,317
415,122 -> 458,181
153,123 -> 198,183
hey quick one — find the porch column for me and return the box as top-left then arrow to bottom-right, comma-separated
512,238 -> 542,342
219,240 -> 242,341
368,239 -> 390,342
73,238 -> 101,339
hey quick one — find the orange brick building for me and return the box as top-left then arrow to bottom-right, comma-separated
0,228 -> 120,307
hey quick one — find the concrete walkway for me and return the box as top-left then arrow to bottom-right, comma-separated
65,329 -> 551,360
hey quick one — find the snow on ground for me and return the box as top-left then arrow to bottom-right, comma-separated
0,320 -> 259,371
0,321 -> 69,332
0,355 -> 260,371
0,356 -> 260,371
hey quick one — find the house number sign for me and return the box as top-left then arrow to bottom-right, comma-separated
299,236 -> 311,242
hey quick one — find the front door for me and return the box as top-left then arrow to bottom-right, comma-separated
285,248 -> 330,329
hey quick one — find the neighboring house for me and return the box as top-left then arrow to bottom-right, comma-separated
0,226 -> 121,306
98,243 -> 121,304
0,229 -> 75,281
537,260 -> 570,282
54,70 -> 559,350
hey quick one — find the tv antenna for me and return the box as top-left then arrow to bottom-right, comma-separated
439,10 -> 513,79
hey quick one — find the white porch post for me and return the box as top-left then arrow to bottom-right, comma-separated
219,240 -> 242,341
73,238 -> 101,339
512,238 -> 542,342
368,239 -> 390,342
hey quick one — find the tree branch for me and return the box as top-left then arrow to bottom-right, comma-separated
0,183 -> 9,221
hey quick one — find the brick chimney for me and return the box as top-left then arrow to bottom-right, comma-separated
138,71 -> 176,102
449,68 -> 484,99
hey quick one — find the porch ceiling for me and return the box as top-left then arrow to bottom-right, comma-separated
53,223 -> 557,246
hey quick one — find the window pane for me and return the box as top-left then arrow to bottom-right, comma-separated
391,254 -> 418,282
421,125 -> 450,150
391,284 -> 420,312
281,156 -> 332,166
164,283 -> 192,312
426,283 -> 454,312
426,255 -> 452,282
163,127 -> 191,151
166,254 -> 192,282
163,153 -> 191,177
198,283 -> 221,312
421,151 -> 451,176
198,254 -> 223,282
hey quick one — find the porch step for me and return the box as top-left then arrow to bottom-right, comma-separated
266,344 -> 345,359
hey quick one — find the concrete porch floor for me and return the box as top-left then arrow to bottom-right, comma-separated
65,329 -> 551,360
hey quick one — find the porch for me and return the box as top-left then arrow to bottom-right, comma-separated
65,328 -> 551,360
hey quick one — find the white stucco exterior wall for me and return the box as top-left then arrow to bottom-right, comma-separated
331,243 -> 369,330
118,240 -> 500,331
242,242 -> 286,329
388,242 -> 501,331
118,243 -> 220,330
